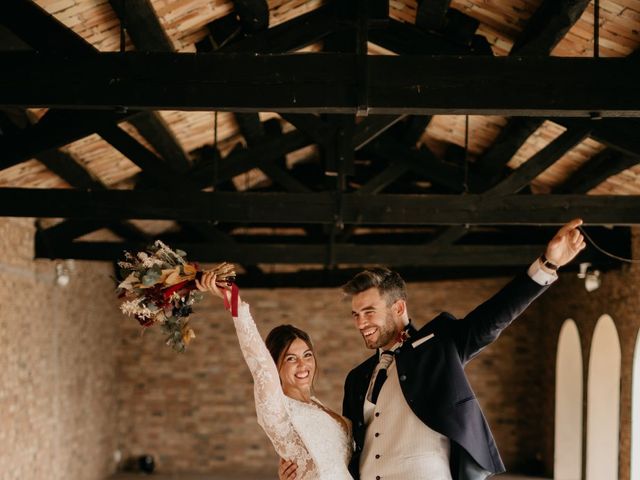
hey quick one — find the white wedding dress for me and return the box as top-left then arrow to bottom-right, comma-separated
233,302 -> 353,480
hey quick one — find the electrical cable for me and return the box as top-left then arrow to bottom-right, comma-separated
578,225 -> 640,263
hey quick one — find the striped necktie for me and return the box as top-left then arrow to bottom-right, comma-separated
366,351 -> 395,404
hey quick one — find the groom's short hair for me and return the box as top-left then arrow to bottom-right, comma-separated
342,267 -> 407,305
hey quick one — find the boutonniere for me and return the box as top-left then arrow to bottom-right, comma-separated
397,329 -> 411,344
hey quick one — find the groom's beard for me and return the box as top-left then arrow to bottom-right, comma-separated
364,311 -> 398,349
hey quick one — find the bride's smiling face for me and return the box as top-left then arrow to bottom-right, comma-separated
278,338 -> 316,393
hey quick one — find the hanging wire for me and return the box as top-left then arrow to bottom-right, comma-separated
213,111 -> 218,146
593,0 -> 600,58
119,0 -> 126,53
578,226 -> 640,263
213,111 -> 219,188
463,115 -> 470,194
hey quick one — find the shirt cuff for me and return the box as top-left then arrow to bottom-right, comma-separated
528,258 -> 558,286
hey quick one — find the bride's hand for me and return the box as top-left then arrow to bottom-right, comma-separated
196,272 -> 228,300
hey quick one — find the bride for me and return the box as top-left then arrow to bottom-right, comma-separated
196,272 -> 353,479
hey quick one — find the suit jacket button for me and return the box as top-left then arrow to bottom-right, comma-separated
358,421 -> 363,427
399,374 -> 407,381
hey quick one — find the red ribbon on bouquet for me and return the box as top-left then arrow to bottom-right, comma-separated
222,282 -> 239,317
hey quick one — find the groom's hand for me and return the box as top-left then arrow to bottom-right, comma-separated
278,458 -> 297,480
544,218 -> 586,268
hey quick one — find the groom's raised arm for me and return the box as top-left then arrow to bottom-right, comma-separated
450,218 -> 585,364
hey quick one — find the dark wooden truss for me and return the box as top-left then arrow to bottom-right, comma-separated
0,0 -> 638,287
3,53 -> 640,116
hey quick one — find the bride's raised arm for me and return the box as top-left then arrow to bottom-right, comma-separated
196,273 -> 315,476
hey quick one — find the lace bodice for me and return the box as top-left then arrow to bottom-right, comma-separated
232,302 -> 353,480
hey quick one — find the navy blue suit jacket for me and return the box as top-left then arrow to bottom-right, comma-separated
342,272 -> 550,480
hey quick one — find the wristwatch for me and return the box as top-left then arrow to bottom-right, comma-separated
539,253 -> 559,271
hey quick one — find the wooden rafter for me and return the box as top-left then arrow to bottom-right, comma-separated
483,127 -> 591,195
555,150 -> 640,194
510,0 -> 592,56
474,118 -> 544,179
203,5 -> 337,54
3,53 -> 640,116
368,18 -> 485,55
1,0 -> 96,53
107,0 -> 192,174
416,0 -> 452,32
108,0 -> 174,52
367,137 -> 469,192
33,228 -> 629,268
4,189 -> 640,225
434,0 -> 597,248
0,0 -> 637,280
40,124 -> 313,240
36,241 -> 550,266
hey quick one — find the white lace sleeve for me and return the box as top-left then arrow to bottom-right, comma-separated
232,302 -> 315,476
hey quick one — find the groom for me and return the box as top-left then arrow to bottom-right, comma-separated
280,219 -> 585,480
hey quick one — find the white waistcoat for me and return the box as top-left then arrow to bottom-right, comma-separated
360,361 -> 453,480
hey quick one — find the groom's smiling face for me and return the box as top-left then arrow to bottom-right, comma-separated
351,287 -> 402,351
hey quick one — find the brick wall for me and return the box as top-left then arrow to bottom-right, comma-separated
0,218 -> 120,480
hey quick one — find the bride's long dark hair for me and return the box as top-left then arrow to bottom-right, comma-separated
266,325 -> 318,388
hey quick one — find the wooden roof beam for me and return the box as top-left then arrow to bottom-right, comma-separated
475,0 -> 590,176
426,126 -> 590,246
36,240 -> 550,266
108,0 -> 192,173
554,149 -> 639,194
4,189 -> 640,225
0,109 -> 137,172
128,112 -> 191,173
200,4 -> 336,54
1,0 -> 96,53
416,0 -> 452,32
33,237 -> 624,270
482,127 -> 591,195
2,1 -> 189,176
475,0 -> 590,177
0,25 -> 31,51
353,115 -> 406,150
510,0 -> 591,56
42,127 -> 312,239
108,0 -> 174,52
474,118 -> 544,181
368,137 -> 470,192
556,118 -> 640,160
416,1 -> 479,47
368,18 -> 486,55
4,53 -> 640,116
